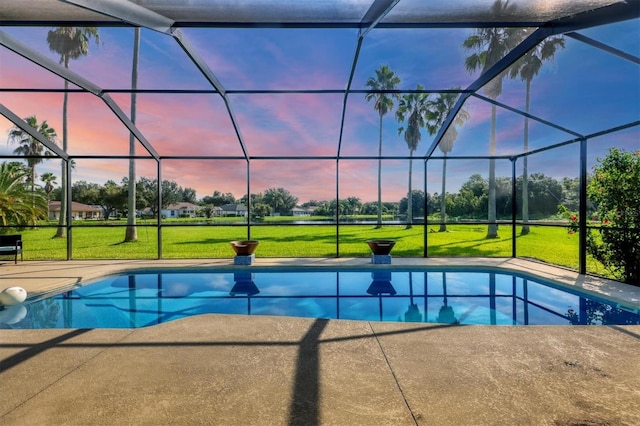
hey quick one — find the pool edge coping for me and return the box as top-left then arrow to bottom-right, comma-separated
5,257 -> 638,312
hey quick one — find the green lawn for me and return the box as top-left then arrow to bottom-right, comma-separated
5,222 -> 602,275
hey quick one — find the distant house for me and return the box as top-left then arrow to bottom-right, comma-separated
48,201 -> 102,220
292,207 -> 311,217
161,202 -> 200,218
208,206 -> 224,217
221,204 -> 248,217
139,207 -> 154,218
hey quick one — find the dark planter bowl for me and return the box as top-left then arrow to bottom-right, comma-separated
230,240 -> 259,256
366,240 -> 396,255
366,281 -> 397,296
230,280 -> 260,296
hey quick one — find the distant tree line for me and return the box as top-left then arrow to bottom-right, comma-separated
34,171 -> 584,221
48,177 -> 195,219
437,173 -> 582,220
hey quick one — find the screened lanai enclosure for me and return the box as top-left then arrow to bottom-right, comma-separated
0,1 -> 638,279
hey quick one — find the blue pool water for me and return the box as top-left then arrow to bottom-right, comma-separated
2,268 -> 639,328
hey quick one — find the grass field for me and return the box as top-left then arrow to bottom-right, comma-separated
3,221 -> 606,276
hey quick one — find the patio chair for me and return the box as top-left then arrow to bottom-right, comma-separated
0,235 -> 23,264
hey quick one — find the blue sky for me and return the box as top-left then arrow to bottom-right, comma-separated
0,18 -> 638,202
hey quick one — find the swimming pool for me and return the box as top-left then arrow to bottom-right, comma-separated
3,268 -> 639,328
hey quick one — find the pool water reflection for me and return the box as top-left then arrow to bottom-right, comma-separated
4,269 -> 640,328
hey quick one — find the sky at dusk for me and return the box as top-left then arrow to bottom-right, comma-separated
0,17 -> 638,203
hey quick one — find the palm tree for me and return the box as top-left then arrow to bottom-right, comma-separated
47,26 -> 100,238
365,65 -> 401,228
7,116 -> 57,193
41,172 -> 57,219
125,27 -> 140,242
396,85 -> 430,228
426,91 -> 470,232
344,196 -> 362,216
509,34 -> 565,235
4,162 -> 29,179
0,162 -> 47,227
463,0 -> 525,238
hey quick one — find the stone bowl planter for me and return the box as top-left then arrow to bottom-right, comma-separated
229,240 -> 259,256
366,240 -> 396,255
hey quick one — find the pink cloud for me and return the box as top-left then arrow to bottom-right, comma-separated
251,159 -> 336,200
1,92 -> 67,156
234,93 -> 344,157
0,48 -> 65,89
88,92 -> 244,158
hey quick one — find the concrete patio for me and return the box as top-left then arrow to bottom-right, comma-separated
1,258 -> 640,425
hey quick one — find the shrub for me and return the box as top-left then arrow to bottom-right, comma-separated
587,148 -> 639,284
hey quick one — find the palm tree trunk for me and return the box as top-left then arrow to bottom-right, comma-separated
439,154 -> 447,232
487,104 -> 498,239
55,74 -> 69,238
376,112 -> 383,228
125,27 -> 140,242
30,164 -> 36,193
30,164 -> 36,207
407,150 -> 413,229
521,79 -> 531,235
45,189 -> 51,219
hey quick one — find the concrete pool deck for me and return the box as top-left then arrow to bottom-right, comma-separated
1,258 -> 640,425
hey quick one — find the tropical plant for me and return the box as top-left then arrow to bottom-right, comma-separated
202,191 -> 236,206
463,0 -> 526,238
333,197 -> 363,216
365,64 -> 401,228
263,187 -> 298,215
123,177 -> 185,218
182,187 -> 197,204
344,197 -> 362,216
396,85 -> 430,228
3,162 -> 29,179
509,32 -> 565,235
252,203 -> 272,218
426,90 -> 470,231
41,172 -> 57,218
70,180 -> 101,205
586,148 -> 639,284
47,26 -> 100,238
456,174 -> 489,218
99,180 -> 127,220
41,172 -> 57,197
7,116 -> 57,193
126,27 -> 140,242
399,190 -> 427,220
0,162 -> 47,228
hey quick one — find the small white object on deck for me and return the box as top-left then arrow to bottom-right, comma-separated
0,286 -> 27,305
